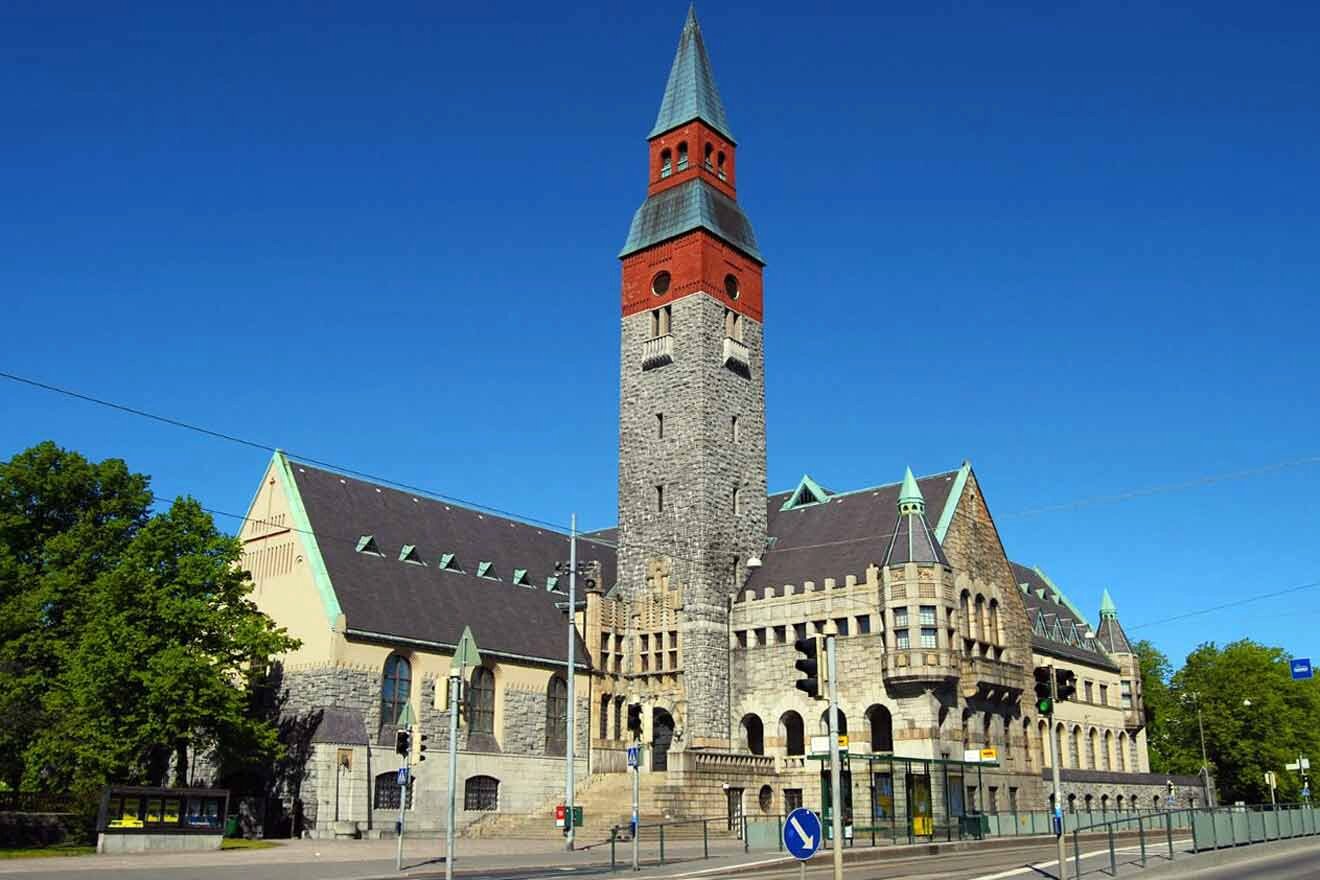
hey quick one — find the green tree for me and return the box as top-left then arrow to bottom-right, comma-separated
1,443 -> 299,794
0,442 -> 151,790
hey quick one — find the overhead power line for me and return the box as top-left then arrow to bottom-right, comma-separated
1128,579 -> 1320,632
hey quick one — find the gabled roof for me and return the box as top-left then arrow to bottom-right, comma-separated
287,459 -> 614,667
882,468 -> 950,567
649,6 -> 734,142
742,469 -> 960,597
1095,589 -> 1133,655
619,178 -> 762,262
1013,562 -> 1119,672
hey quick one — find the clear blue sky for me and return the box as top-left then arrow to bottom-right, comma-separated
3,2 -> 1318,668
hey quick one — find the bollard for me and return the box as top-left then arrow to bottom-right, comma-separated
1139,814 -> 1147,865
610,827 -> 617,872
1166,810 -> 1174,861
1108,823 -> 1117,876
777,815 -> 783,852
659,823 -> 666,865
1072,828 -> 1082,880
743,812 -> 749,854
704,818 -> 710,859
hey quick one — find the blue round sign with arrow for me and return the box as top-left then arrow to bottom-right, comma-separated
783,807 -> 822,861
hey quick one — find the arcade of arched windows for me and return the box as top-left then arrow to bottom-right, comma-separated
958,588 -> 1005,659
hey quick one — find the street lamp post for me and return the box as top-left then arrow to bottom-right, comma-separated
1187,692 -> 1214,807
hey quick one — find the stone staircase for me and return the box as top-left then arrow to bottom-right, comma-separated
465,772 -> 727,844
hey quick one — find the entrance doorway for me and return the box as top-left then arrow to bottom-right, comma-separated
652,709 -> 674,771
726,787 -> 745,833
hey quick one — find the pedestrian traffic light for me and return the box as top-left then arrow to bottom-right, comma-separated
1055,668 -> 1077,703
627,702 -> 643,737
794,635 -> 826,700
1166,780 -> 1175,796
1034,666 -> 1054,715
395,729 -> 410,756
417,733 -> 429,762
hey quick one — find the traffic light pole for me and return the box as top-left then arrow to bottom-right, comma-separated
396,745 -> 410,872
825,625 -> 843,880
632,736 -> 640,872
565,513 -> 577,852
445,671 -> 460,880
1048,667 -> 1065,880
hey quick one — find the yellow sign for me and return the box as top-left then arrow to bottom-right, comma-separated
980,747 -> 999,762
913,816 -> 933,836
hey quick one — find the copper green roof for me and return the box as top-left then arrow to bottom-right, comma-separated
649,6 -> 734,142
618,178 -> 762,262
898,466 -> 924,514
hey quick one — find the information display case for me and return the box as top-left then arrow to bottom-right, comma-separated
96,786 -> 230,853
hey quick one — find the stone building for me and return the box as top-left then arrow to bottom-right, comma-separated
240,7 -> 1204,839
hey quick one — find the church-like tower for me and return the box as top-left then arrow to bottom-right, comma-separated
616,7 -> 768,748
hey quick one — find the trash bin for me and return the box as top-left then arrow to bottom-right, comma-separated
224,815 -> 240,838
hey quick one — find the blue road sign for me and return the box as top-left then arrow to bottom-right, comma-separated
1292,658 -> 1313,680
627,746 -> 640,768
397,767 -> 410,786
784,808 -> 822,861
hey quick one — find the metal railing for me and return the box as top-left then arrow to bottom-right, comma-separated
607,817 -> 718,871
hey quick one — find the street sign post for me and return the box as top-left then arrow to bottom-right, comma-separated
1292,658 -> 1313,680
627,746 -> 640,768
784,807 -> 822,863
396,767 -> 410,786
445,627 -> 481,880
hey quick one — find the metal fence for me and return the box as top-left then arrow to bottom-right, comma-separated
607,818 -> 718,870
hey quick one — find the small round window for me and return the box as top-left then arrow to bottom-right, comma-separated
724,274 -> 740,300
652,271 -> 672,296
758,785 -> 774,813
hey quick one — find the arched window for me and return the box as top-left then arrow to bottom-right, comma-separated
988,599 -> 1000,645
660,149 -> 672,178
468,666 -> 495,737
1038,720 -> 1050,768
1087,728 -> 1098,769
820,708 -> 847,736
717,150 -> 726,180
1103,730 -> 1114,771
1084,794 -> 1094,813
381,654 -> 411,727
703,142 -> 714,170
1023,718 -> 1033,768
733,486 -> 742,515
1153,795 -> 1161,810
780,711 -> 805,756
374,770 -> 413,809
1070,726 -> 1081,768
1101,794 -> 1110,813
464,775 -> 500,811
866,705 -> 894,753
1067,793 -> 1077,814
677,142 -> 688,170
1117,732 -> 1128,771
983,712 -> 994,751
1116,794 -> 1125,812
975,595 -> 988,642
740,714 -> 764,755
959,591 -> 972,640
545,675 -> 568,756
599,694 -> 610,740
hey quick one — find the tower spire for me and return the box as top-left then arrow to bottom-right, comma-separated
898,466 -> 924,515
650,6 -> 734,141
883,467 -> 948,566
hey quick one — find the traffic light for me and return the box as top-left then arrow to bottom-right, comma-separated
1034,666 -> 1054,715
627,702 -> 643,738
395,729 -> 411,756
794,635 -> 826,700
1055,668 -> 1077,703
1166,780 -> 1175,796
417,733 -> 429,763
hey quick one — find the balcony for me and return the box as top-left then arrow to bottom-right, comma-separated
1123,706 -> 1146,732
960,655 -> 1024,700
722,336 -> 750,375
642,334 -> 673,370
882,648 -> 960,687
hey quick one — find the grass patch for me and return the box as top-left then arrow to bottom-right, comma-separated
221,838 -> 281,851
0,843 -> 96,859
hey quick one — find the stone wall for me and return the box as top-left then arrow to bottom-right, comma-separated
616,289 -> 768,744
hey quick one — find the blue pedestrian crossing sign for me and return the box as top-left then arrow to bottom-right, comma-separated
1292,658 -> 1313,680
396,767 -> 410,786
627,745 -> 640,768
784,808 -> 822,861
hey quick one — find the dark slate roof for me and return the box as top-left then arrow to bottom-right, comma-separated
1096,614 -> 1133,656
742,471 -> 960,598
310,708 -> 368,746
1013,562 -> 1120,672
619,179 -> 762,262
649,6 -> 734,142
882,509 -> 950,567
290,462 -> 614,667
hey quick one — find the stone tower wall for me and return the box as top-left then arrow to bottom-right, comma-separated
617,289 -> 768,745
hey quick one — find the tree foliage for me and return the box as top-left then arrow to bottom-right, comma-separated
0,442 -> 298,795
1136,636 -> 1320,804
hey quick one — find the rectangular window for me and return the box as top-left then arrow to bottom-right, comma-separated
784,789 -> 803,813
893,607 -> 909,628
1009,787 -> 1019,814
599,695 -> 610,739
895,629 -> 910,650
754,627 -> 766,647
1084,681 -> 1094,703
919,605 -> 937,627
657,413 -> 664,438
1121,680 -> 1133,709
793,622 -> 807,642
920,627 -> 938,649
988,787 -> 999,814
731,415 -> 740,442
773,625 -> 787,644
656,484 -> 664,512
613,696 -> 623,740
834,617 -> 849,636
1099,684 -> 1109,706
857,616 -> 871,635
735,631 -> 747,648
